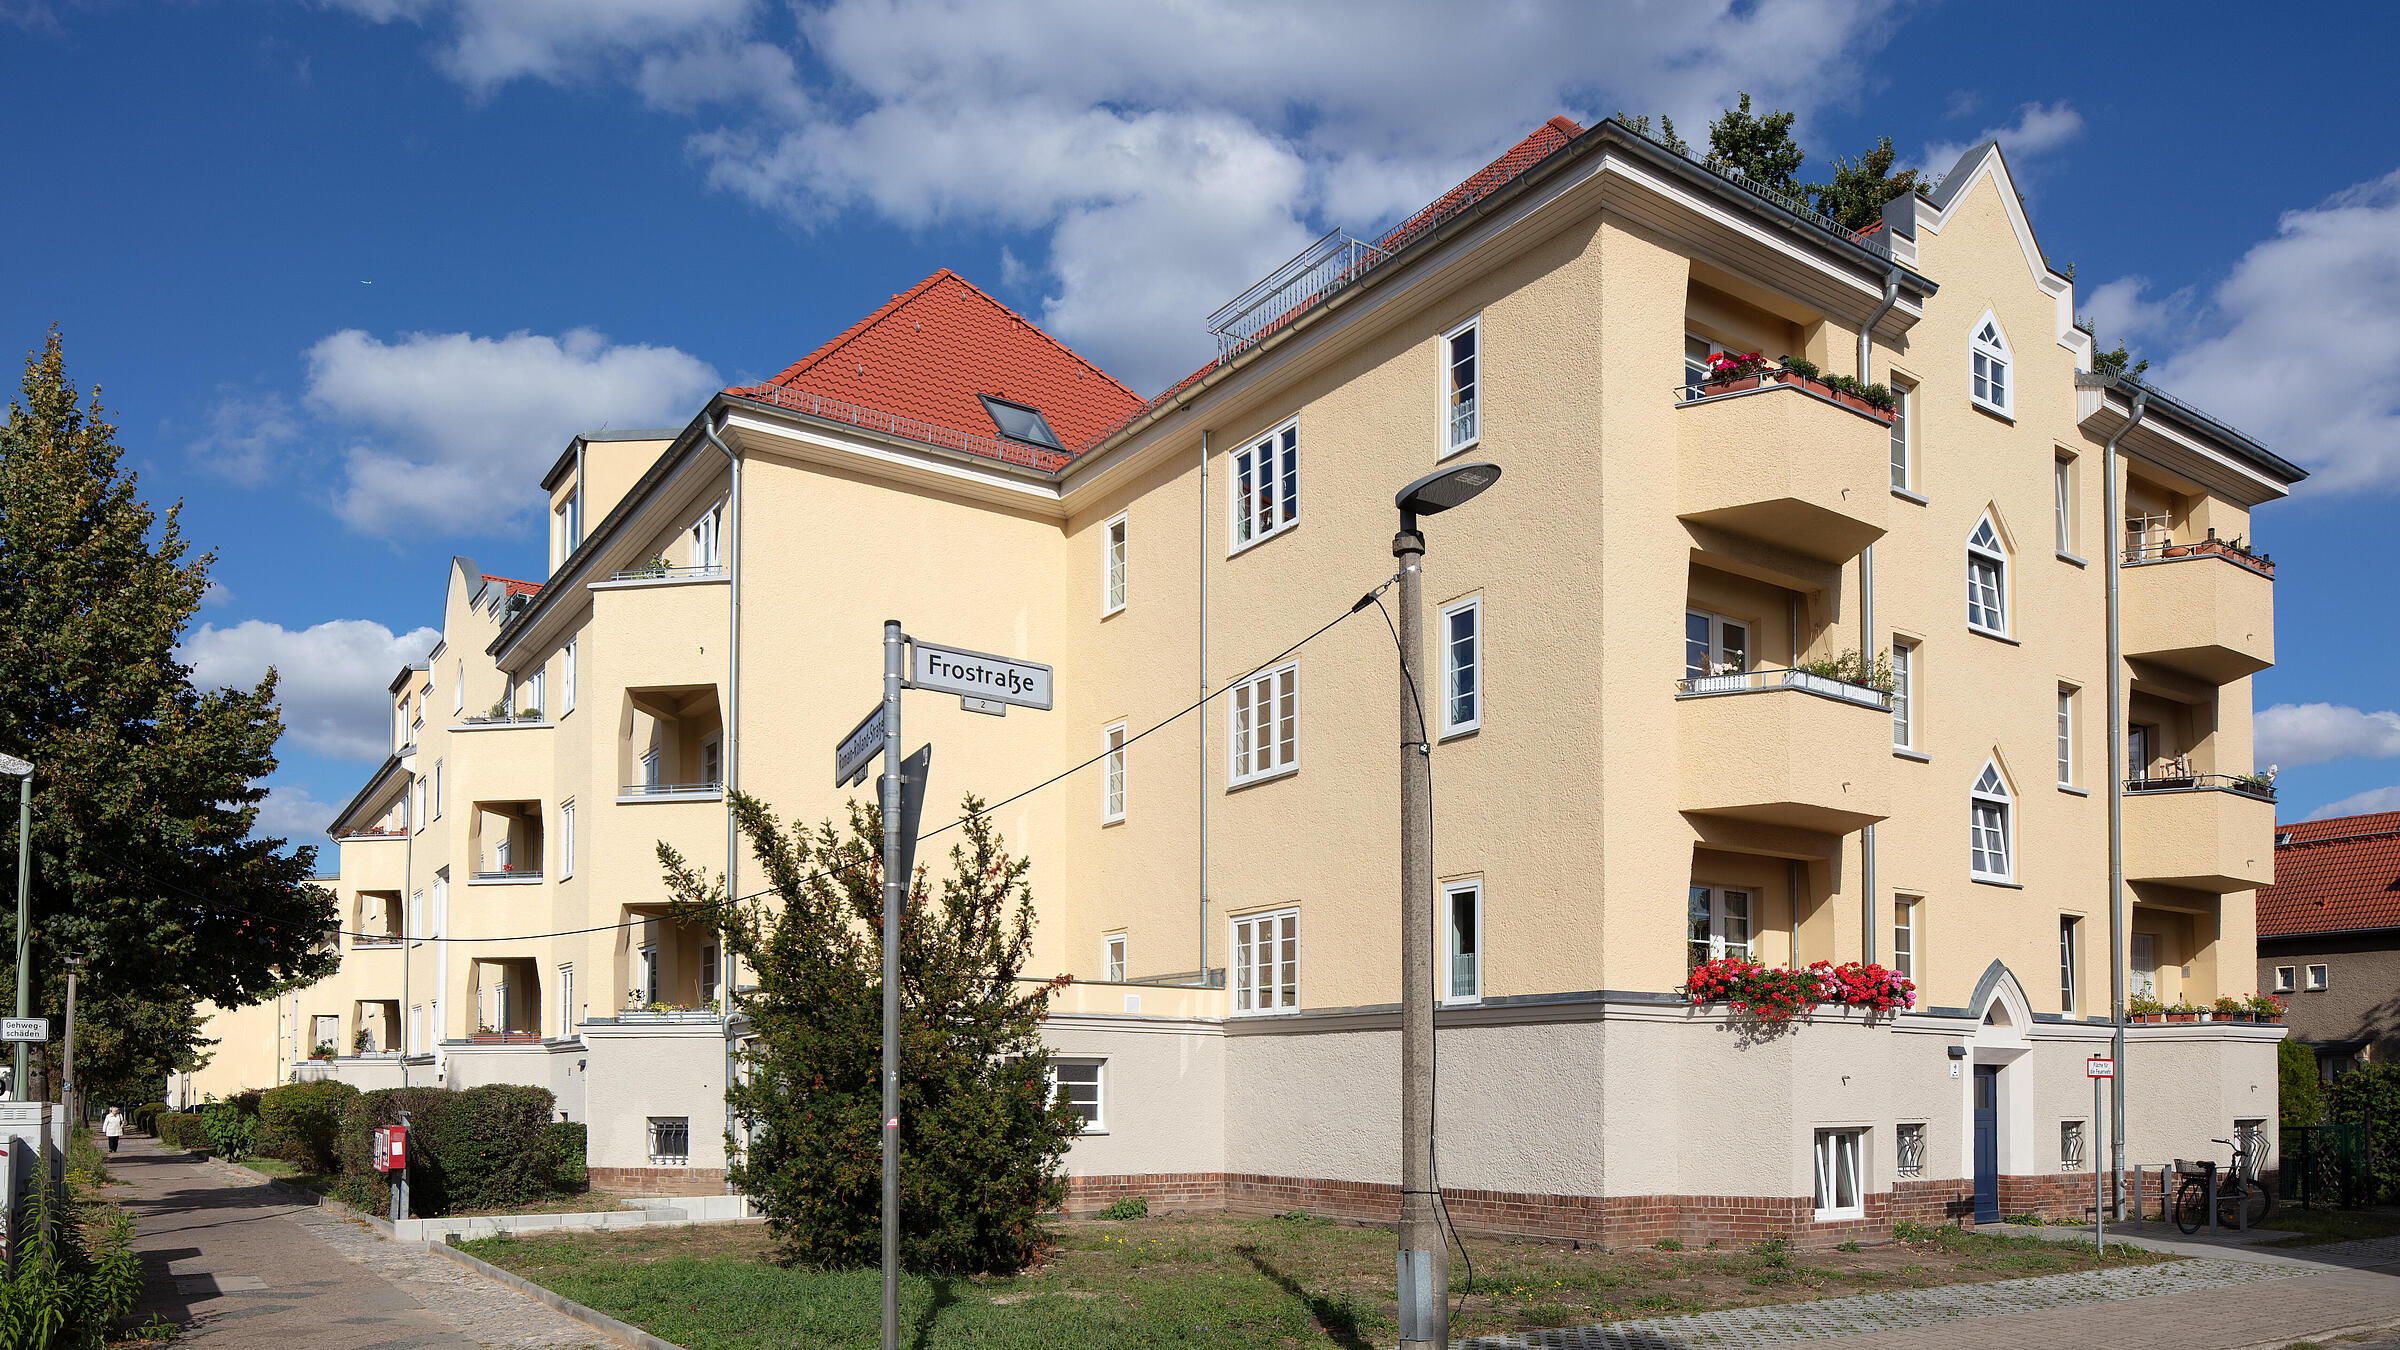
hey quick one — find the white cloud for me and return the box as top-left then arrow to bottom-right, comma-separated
304,327 -> 719,536
2079,274 -> 2196,352
182,618 -> 442,761
254,782 -> 339,844
2136,169 -> 2400,493
201,581 -> 235,608
1916,100 -> 2082,181
188,390 -> 302,485
2305,786 -> 2400,822
319,0 -> 1910,391
2255,702 -> 2400,770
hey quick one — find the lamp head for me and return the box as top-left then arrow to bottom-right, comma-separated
1395,462 -> 1501,525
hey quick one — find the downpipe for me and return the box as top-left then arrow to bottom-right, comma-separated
702,410 -> 743,1192
2104,384 -> 2149,1217
1857,272 -> 1898,963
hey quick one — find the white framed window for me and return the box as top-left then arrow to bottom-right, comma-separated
454,659 -> 463,713
1442,316 -> 1479,454
1970,311 -> 2012,417
1686,886 -> 1753,967
432,760 -> 444,819
1683,610 -> 1751,684
1889,378 -> 1915,491
1896,1122 -> 1925,1178
2274,965 -> 2295,993
2059,915 -> 2080,1015
1892,897 -> 1918,980
1444,880 -> 1483,1004
1102,513 -> 1127,615
1891,639 -> 1917,749
526,667 -> 545,717
559,800 -> 575,880
2132,933 -> 2157,1000
639,945 -> 660,1005
2056,686 -> 2077,787
640,746 -> 660,788
1104,934 -> 1126,983
1813,1129 -> 1863,1220
1971,761 -> 2014,883
1228,661 -> 1298,786
409,889 -> 425,941
1232,908 -> 1298,1013
559,964 -> 575,1036
1102,722 -> 1127,822
2307,964 -> 2329,991
2062,1120 -> 2087,1172
2054,456 -> 2074,554
559,488 -> 580,559
1967,515 -> 2008,637
1683,334 -> 1723,399
648,1116 -> 690,1164
1046,1059 -> 1104,1131
563,638 -> 577,715
1440,596 -> 1482,737
409,1003 -> 423,1055
692,502 -> 723,571
494,836 -> 512,872
699,943 -> 719,1006
1231,420 -> 1298,552
701,736 -> 722,787
413,780 -> 425,831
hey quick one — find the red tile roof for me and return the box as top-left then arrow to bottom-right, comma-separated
2257,811 -> 2400,936
727,269 -> 1143,472
481,574 -> 540,599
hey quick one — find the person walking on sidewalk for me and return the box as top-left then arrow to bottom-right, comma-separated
103,1105 -> 123,1153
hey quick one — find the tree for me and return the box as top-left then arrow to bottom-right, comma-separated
1807,135 -> 1923,231
2092,341 -> 2149,379
662,793 -> 1080,1273
1612,111 -> 1689,156
1705,92 -> 1806,196
0,330 -> 336,1105
2280,1037 -> 2324,1131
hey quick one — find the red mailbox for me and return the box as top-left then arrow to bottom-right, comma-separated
374,1125 -> 408,1172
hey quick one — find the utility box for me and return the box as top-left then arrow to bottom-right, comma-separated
373,1125 -> 407,1173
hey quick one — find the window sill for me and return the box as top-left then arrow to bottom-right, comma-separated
1891,487 -> 1929,506
1438,437 -> 1481,463
1100,604 -> 1125,621
2056,550 -> 2088,568
1101,815 -> 1125,828
1970,399 -> 2016,425
1970,876 -> 2024,890
1813,1208 -> 1864,1224
1968,626 -> 2020,647
2058,784 -> 2090,797
1226,524 -> 1296,560
1226,765 -> 1298,793
1438,724 -> 1480,744
1893,748 -> 1930,763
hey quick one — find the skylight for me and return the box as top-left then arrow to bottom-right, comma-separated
979,395 -> 1063,450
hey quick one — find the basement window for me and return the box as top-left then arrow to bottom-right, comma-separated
979,395 -> 1063,450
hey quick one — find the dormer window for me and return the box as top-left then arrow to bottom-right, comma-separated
978,396 -> 1063,451
1970,312 -> 2012,417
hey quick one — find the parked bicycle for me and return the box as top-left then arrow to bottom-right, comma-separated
2174,1137 -> 2277,1233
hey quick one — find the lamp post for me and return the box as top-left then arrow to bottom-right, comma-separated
0,753 -> 30,1104
1391,462 -> 1500,1350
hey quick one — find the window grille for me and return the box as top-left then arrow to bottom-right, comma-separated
1897,1123 -> 1925,1179
648,1116 -> 690,1164
2061,1120 -> 2086,1171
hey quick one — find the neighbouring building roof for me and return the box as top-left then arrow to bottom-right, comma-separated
2257,812 -> 2400,937
481,574 -> 541,600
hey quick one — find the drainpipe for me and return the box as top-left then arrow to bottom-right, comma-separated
1196,432 -> 1212,988
701,410 -> 743,1191
400,769 -> 415,1087
1857,273 -> 1899,964
2104,383 -> 2149,1218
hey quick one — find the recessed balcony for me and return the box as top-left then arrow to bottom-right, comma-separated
2120,543 -> 2275,684
1677,669 -> 1892,833
1675,376 -> 1893,563
617,779 -> 724,806
2123,775 -> 2277,892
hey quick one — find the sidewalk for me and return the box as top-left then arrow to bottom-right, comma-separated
113,1136 -> 612,1348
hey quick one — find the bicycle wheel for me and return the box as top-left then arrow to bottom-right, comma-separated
2173,1179 -> 2207,1234
2238,1179 -> 2277,1228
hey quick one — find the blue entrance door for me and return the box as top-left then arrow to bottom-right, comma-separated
1972,1066 -> 2000,1223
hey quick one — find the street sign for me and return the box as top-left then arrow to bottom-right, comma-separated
895,745 -> 933,883
960,696 -> 1006,717
0,1020 -> 43,1044
908,640 -> 1053,711
835,703 -> 888,788
2086,1057 -> 2115,1078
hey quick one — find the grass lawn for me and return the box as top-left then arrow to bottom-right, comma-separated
2260,1208 -> 2400,1247
461,1212 -> 2169,1350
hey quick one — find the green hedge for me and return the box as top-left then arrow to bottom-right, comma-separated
335,1085 -> 585,1217
131,1102 -> 168,1136
257,1080 -> 360,1173
153,1113 -> 212,1153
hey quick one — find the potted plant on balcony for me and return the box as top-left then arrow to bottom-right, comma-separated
353,1028 -> 375,1055
1790,648 -> 1895,703
2247,992 -> 2287,1024
2127,992 -> 2166,1024
309,1040 -> 336,1060
2212,995 -> 2250,1023
1701,350 -> 1773,393
2165,1001 -> 2201,1024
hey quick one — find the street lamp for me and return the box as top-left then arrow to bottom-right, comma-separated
0,752 -> 29,1105
61,950 -> 83,1123
1390,462 -> 1499,1350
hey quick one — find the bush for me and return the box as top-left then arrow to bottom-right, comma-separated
154,1112 -> 212,1153
131,1102 -> 167,1136
1097,1196 -> 1148,1220
0,1184 -> 141,1348
202,1101 -> 257,1160
336,1085 -> 581,1217
2329,1063 -> 2400,1201
546,1121 -> 588,1194
257,1080 -> 360,1173
2281,1037 -> 2325,1130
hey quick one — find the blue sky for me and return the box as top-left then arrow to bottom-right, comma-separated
4,1 -> 2397,850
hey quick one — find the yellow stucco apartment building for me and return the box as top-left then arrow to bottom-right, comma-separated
187,117 -> 2304,1242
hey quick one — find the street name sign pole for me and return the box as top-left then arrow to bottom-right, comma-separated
879,621 -> 904,1350
2087,1056 -> 2114,1254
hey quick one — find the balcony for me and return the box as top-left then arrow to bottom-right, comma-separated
1675,375 -> 1893,564
599,563 -> 726,586
617,779 -> 724,806
468,800 -> 544,885
1676,669 -> 1892,833
456,708 -> 549,729
2120,542 -> 2275,684
2123,775 -> 2277,892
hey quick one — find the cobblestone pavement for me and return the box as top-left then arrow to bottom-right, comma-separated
117,1137 -> 612,1349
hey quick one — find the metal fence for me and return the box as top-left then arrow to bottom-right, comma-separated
2282,1123 -> 2373,1208
1206,229 -> 1391,361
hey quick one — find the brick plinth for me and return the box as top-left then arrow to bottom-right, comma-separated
586,1165 -> 729,1195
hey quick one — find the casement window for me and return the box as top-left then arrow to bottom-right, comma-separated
2059,916 -> 2081,1015
559,964 -> 575,1035
409,1004 -> 423,1056
2054,456 -> 2075,554
409,889 -> 425,941
2056,686 -> 2077,786
1967,516 -> 2009,636
1443,317 -> 1480,454
559,488 -> 580,559
1229,661 -> 1298,786
1896,1122 -> 1926,1179
2131,933 -> 2157,1000
1102,722 -> 1127,822
1443,880 -> 1483,1004
432,760 -> 444,819
1104,934 -> 1126,984
455,659 -> 464,713
1970,761 -> 2014,882
1440,596 -> 1482,737
648,1116 -> 690,1165
640,747 -> 660,788
1686,886 -> 1753,967
701,737 -> 722,787
2061,1120 -> 2086,1172
691,502 -> 723,571
1813,1129 -> 1864,1220
638,945 -> 660,1005
1102,513 -> 1127,615
1892,897 -> 1919,980
563,638 -> 577,715
559,800 -> 575,880
412,780 -> 425,830
1970,312 -> 2012,417
1889,378 -> 1915,491
1232,908 -> 1298,1013
2307,964 -> 2330,991
494,837 -> 512,873
1683,610 -> 1750,685
1891,639 -> 1917,749
1231,421 -> 1299,551
2127,724 -> 2154,780
1046,1060 -> 1104,1131
1683,335 -> 1723,399
699,944 -> 719,1006
2274,965 -> 2295,993
526,668 -> 545,717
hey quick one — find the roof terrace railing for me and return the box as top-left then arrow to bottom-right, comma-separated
1206,228 -> 1392,361
1609,121 -> 1891,260
736,383 -> 1068,472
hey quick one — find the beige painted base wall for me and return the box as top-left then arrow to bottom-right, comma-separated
579,1022 -> 731,1174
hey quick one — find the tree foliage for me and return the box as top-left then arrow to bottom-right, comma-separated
1705,92 -> 1807,195
1612,111 -> 1689,156
2092,341 -> 2149,379
2279,1037 -> 2324,1130
0,330 -> 335,1085
1806,135 -> 1924,231
663,792 -> 1080,1274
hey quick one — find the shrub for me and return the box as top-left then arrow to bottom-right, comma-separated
201,1101 -> 257,1160
257,1080 -> 360,1173
154,1112 -> 212,1153
2282,1037 -> 2326,1130
1097,1196 -> 1148,1220
2329,1063 -> 2400,1202
1780,356 -> 1821,380
131,1102 -> 168,1136
0,1184 -> 142,1348
337,1085 -> 580,1217
545,1122 -> 588,1194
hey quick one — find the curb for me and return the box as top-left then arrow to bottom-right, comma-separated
203,1156 -> 401,1240
429,1237 -> 689,1350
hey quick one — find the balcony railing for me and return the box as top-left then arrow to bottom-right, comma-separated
1206,228 -> 1391,360
460,709 -> 546,726
606,564 -> 726,584
2126,772 -> 2277,803
1677,369 -> 1898,424
2122,535 -> 2275,579
618,780 -> 724,800
338,828 -> 405,840
469,867 -> 543,883
352,935 -> 404,949
1677,666 -> 1893,710
617,1005 -> 723,1024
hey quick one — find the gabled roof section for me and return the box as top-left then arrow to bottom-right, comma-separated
728,269 -> 1142,471
481,574 -> 541,600
2258,812 -> 2400,936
